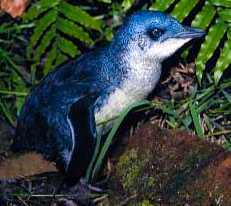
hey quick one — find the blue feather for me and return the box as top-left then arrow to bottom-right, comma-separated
13,10 -> 204,181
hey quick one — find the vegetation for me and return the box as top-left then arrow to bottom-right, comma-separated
0,1 -> 231,205
152,0 -> 231,84
0,0 -> 231,182
24,0 -> 104,75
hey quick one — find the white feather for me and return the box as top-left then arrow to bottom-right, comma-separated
66,117 -> 75,169
95,37 -> 191,133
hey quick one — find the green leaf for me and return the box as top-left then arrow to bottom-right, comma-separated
85,133 -> 102,182
44,44 -> 57,74
0,23 -> 34,33
34,26 -> 55,62
181,114 -> 192,129
122,0 -> 135,11
0,101 -> 15,127
27,10 -> 56,58
209,0 -> 231,8
171,0 -> 200,22
214,29 -> 231,83
58,36 -> 80,58
24,0 -> 103,75
57,17 -> 94,45
222,90 -> 231,104
12,73 -> 28,115
104,27 -> 113,41
23,0 -> 58,21
192,2 -> 216,29
150,0 -> 176,11
59,1 -> 103,31
218,9 -> 231,22
196,19 -> 227,82
53,52 -> 68,68
189,101 -> 204,138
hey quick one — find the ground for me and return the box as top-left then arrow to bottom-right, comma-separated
0,63 -> 230,206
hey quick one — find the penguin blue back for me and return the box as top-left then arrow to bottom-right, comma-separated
13,10 -> 204,181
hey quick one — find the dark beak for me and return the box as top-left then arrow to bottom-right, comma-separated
175,27 -> 205,39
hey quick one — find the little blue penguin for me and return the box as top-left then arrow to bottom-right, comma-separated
12,10 -> 205,182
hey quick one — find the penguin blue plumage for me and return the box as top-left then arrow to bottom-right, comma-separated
12,10 -> 205,181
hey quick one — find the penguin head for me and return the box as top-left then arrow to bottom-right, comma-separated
113,10 -> 205,62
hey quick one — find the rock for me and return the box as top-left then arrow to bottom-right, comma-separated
107,122 -> 231,205
0,0 -> 30,18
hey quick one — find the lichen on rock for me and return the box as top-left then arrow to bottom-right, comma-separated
116,148 -> 151,194
107,122 -> 231,205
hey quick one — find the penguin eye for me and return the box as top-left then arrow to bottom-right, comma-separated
150,28 -> 164,40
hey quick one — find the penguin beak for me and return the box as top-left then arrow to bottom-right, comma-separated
175,27 -> 205,39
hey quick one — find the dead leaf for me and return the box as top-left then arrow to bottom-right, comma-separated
0,0 -> 30,18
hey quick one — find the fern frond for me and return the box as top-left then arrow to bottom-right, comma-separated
25,0 -> 103,75
44,44 -> 57,74
58,36 -> 80,58
214,29 -> 231,83
171,0 -> 200,22
195,19 -> 227,82
151,0 -> 231,82
23,0 -> 57,21
60,1 -> 103,31
54,53 -> 68,68
218,9 -> 231,22
192,2 -> 216,29
209,0 -> 231,8
27,10 -> 56,59
57,18 -> 94,45
150,0 -> 176,11
121,0 -> 136,11
34,26 -> 55,62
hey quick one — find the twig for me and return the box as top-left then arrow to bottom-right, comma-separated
205,130 -> 231,138
17,196 -> 29,206
93,194 -> 109,203
119,193 -> 137,206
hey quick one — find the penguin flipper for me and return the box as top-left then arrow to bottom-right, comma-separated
65,96 -> 97,183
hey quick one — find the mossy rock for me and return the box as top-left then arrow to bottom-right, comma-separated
107,122 -> 231,205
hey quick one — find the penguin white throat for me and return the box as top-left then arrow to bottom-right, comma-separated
94,48 -> 162,127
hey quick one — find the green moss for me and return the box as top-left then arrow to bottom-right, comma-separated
117,148 -> 152,193
146,176 -> 156,188
140,199 -> 155,206
116,148 -> 158,200
117,148 -> 143,192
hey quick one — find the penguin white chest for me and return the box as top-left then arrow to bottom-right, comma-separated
95,63 -> 161,125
